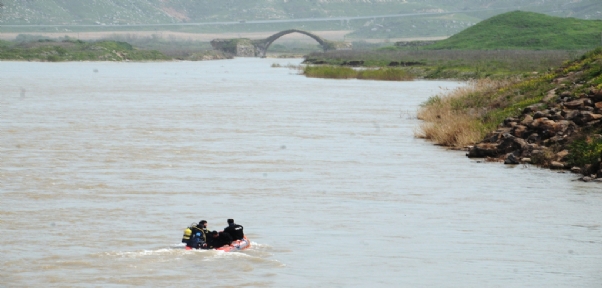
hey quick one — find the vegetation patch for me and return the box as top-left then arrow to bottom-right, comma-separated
426,11 -> 602,50
304,50 -> 580,80
0,38 -> 170,62
417,47 -> 602,179
303,66 -> 414,81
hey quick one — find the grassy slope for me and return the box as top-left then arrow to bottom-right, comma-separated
0,40 -> 169,61
427,11 -> 602,50
418,47 -> 602,152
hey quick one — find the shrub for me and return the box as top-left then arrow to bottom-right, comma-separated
567,137 -> 602,168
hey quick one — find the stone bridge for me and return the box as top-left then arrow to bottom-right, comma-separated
211,29 -> 351,57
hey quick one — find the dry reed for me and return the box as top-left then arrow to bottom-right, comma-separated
416,79 -> 516,147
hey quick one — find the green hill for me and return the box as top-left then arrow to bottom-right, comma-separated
0,1 -> 601,39
426,11 -> 602,50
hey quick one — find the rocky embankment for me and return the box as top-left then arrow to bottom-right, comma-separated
467,71 -> 602,182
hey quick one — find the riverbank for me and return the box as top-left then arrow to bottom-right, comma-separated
303,50 -> 581,80
0,38 -> 232,62
417,47 -> 602,181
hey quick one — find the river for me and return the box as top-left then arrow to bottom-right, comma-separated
1,58 -> 601,287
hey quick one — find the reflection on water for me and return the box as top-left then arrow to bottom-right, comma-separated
1,59 -> 601,287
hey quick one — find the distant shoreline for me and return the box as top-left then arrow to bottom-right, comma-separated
0,30 -> 446,43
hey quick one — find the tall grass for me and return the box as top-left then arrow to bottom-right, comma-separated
416,79 -> 519,147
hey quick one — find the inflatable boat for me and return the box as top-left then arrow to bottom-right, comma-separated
185,236 -> 251,252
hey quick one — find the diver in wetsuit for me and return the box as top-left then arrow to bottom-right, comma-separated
188,220 -> 211,249
224,219 -> 244,241
208,230 -> 233,248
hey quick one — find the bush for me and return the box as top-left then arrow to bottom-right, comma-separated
567,137 -> 602,168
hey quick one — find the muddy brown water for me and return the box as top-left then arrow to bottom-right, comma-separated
1,59 -> 601,287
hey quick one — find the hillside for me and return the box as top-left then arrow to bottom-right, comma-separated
418,47 -> 602,180
426,11 -> 602,50
0,1 -> 601,39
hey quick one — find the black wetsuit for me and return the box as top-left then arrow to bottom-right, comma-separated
224,223 -> 244,240
209,232 -> 233,248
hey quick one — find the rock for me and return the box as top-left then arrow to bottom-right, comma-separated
548,135 -> 567,144
512,125 -> 528,138
467,143 -> 499,158
595,102 -> 602,109
504,152 -> 520,164
581,176 -> 593,182
564,98 -> 586,109
560,90 -> 571,97
550,161 -> 565,169
565,110 -> 580,121
522,104 -> 545,114
550,114 -> 565,121
556,150 -> 569,161
533,111 -> 546,119
521,115 -> 534,126
593,89 -> 602,101
497,135 -> 528,154
586,120 -> 601,127
503,117 -> 519,127
571,166 -> 582,173
572,111 -> 602,125
521,158 -> 532,163
527,133 -> 540,144
543,89 -> 557,102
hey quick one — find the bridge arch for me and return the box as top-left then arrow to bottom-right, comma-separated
254,29 -> 328,57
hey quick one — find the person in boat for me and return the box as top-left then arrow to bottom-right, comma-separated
224,219 -> 245,241
185,220 -> 211,249
208,230 -> 233,248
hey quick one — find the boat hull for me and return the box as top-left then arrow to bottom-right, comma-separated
185,236 -> 251,252
216,236 -> 251,252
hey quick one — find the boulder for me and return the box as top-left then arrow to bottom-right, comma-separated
581,176 -> 594,182
550,161 -> 565,169
594,89 -> 602,101
570,166 -> 582,174
564,98 -> 586,109
550,114 -> 565,121
556,150 -> 569,161
504,152 -> 520,165
526,133 -> 540,144
565,110 -> 581,121
572,111 -> 602,125
521,114 -> 534,126
467,143 -> 499,158
548,135 -> 567,144
521,158 -> 532,163
533,111 -> 546,119
503,117 -> 519,127
497,134 -> 528,154
522,104 -> 545,114
595,102 -> 602,109
512,125 -> 529,138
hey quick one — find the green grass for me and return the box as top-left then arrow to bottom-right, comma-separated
426,11 -> 602,50
304,50 -> 581,80
304,66 -> 415,81
0,39 -> 170,61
